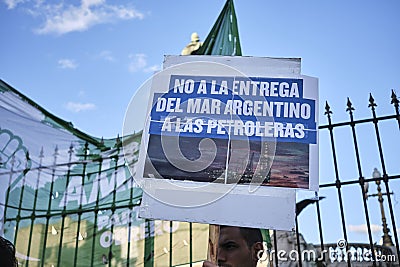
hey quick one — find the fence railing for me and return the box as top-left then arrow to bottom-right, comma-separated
2,90 -> 400,266
269,91 -> 399,267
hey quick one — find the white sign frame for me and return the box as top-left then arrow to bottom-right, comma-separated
135,56 -> 318,230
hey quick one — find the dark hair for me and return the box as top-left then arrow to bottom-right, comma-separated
220,225 -> 263,248
0,236 -> 18,267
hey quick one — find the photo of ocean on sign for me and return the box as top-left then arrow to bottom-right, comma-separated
143,135 -> 309,188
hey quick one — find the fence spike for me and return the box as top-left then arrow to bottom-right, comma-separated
346,97 -> 355,112
324,101 -> 332,115
391,89 -> 399,106
39,147 -> 44,158
100,137 -> 104,145
23,151 -> 30,175
10,154 -> 15,165
84,141 -> 89,155
368,93 -> 377,109
115,134 -> 121,148
68,143 -> 74,164
53,145 -> 59,157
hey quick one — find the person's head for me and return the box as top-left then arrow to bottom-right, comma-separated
0,236 -> 18,267
217,226 -> 263,267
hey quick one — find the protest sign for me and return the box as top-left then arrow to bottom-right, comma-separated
124,56 -> 318,230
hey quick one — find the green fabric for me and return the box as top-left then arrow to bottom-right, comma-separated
194,0 -> 242,56
260,229 -> 272,250
0,80 -> 104,148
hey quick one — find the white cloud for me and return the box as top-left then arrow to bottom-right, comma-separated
58,58 -> 78,69
4,0 -> 25,9
144,64 -> 161,73
128,53 -> 147,73
98,50 -> 115,62
12,0 -> 145,35
348,224 -> 381,234
65,102 -> 96,112
128,54 -> 160,73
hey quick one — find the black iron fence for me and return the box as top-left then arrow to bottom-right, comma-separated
269,91 -> 399,267
1,91 -> 400,266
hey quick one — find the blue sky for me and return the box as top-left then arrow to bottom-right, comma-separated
1,0 -> 400,246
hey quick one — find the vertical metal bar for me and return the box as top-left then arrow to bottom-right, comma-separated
390,90 -> 400,129
3,154 -> 16,243
273,230 -> 278,267
127,175 -> 135,267
3,153 -> 14,228
57,144 -> 74,267
369,94 -> 400,259
295,215 -> 302,267
90,156 -> 103,267
315,192 -> 325,263
26,148 -> 44,266
126,206 -> 132,267
169,221 -> 173,267
189,222 -> 193,267
11,155 -> 29,245
4,151 -> 30,245
108,142 -> 120,267
144,219 -> 154,267
41,146 -> 59,266
324,102 -> 351,267
381,173 -> 399,258
73,142 -> 89,267
346,98 -> 376,266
